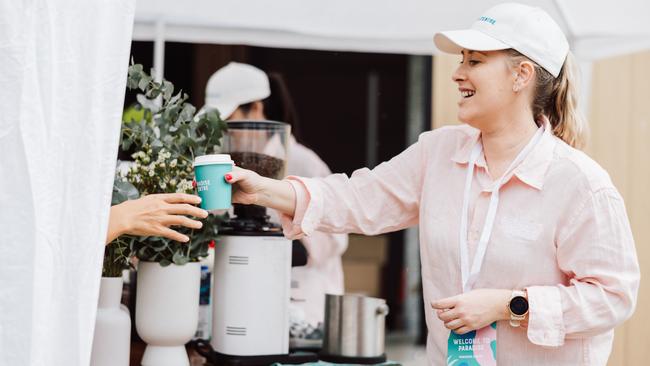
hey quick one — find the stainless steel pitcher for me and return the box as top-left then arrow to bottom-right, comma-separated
321,294 -> 390,358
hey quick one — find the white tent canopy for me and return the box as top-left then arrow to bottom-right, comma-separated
134,0 -> 648,125
133,0 -> 650,60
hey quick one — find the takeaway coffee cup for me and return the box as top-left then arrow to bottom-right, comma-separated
193,154 -> 233,211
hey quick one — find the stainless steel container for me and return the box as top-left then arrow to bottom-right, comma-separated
322,294 -> 390,358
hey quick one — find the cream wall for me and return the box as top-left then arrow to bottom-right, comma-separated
431,51 -> 650,365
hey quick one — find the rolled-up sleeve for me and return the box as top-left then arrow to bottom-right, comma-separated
279,134 -> 427,238
526,188 -> 640,347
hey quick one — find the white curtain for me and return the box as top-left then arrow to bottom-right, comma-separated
0,1 -> 135,365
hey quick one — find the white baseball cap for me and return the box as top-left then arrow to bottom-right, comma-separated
434,3 -> 569,77
203,62 -> 271,119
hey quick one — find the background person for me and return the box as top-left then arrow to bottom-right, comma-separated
224,3 -> 640,365
203,63 -> 348,332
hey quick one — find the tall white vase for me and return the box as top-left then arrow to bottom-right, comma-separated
91,277 -> 131,366
136,261 -> 201,366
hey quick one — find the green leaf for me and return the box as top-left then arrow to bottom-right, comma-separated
168,92 -> 183,107
148,239 -> 168,252
179,104 -> 196,123
138,75 -> 152,91
162,81 -> 174,101
172,251 -> 189,265
121,138 -> 133,151
112,180 -> 139,205
159,259 -> 172,267
149,88 -> 161,99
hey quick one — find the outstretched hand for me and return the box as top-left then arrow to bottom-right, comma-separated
107,193 -> 209,244
225,166 -> 266,205
225,166 -> 297,216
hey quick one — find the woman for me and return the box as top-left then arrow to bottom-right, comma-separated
224,3 -> 639,365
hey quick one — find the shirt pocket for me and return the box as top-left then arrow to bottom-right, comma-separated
500,215 -> 543,242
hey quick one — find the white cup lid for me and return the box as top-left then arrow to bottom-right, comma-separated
193,154 -> 234,167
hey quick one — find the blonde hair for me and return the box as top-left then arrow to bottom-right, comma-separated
506,50 -> 588,149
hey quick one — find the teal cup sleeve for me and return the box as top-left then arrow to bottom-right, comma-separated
194,163 -> 232,210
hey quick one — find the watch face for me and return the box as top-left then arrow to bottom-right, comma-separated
510,296 -> 529,315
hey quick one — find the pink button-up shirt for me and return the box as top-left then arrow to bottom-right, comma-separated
280,123 -> 640,365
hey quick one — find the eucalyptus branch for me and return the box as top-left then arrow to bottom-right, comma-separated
106,61 -> 227,268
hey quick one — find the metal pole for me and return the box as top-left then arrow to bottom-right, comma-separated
366,71 -> 379,168
153,20 -> 166,83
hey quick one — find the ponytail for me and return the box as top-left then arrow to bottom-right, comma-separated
546,52 -> 588,149
506,50 -> 588,149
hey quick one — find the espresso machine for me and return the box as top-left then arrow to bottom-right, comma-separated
196,120 -> 317,365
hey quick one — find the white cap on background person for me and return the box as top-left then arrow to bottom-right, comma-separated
203,62 -> 270,119
433,2 -> 569,77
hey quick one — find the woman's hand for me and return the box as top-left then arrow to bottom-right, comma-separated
106,193 -> 208,244
226,166 -> 297,216
225,166 -> 267,205
431,289 -> 512,334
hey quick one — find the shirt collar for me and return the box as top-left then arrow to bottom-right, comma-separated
451,118 -> 556,190
512,119 -> 556,190
451,126 -> 481,165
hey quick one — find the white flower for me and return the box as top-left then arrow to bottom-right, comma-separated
170,178 -> 177,185
116,160 -> 135,177
170,159 -> 177,168
159,163 -> 166,168
148,170 -> 155,177
156,149 -> 166,160
160,182 -> 167,189
176,179 -> 193,193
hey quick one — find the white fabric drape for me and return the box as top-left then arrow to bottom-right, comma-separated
0,1 -> 135,365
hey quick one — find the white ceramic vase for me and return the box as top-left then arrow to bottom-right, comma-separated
136,261 -> 201,366
90,277 -> 131,366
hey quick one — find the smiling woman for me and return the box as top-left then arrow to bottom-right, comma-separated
222,3 -> 639,366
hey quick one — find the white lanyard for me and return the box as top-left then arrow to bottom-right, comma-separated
459,126 -> 544,292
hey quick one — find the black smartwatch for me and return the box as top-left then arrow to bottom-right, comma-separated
508,290 -> 529,327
